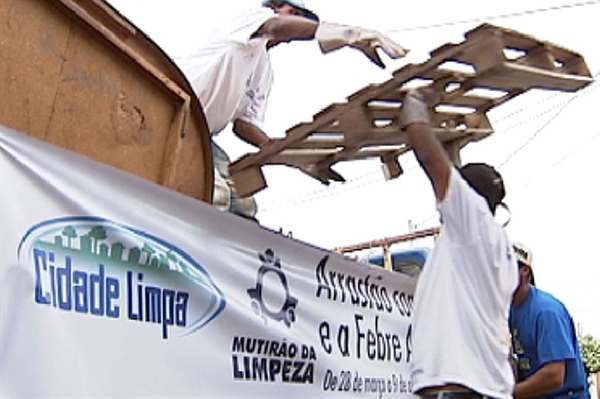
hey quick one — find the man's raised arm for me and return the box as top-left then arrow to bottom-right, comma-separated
400,90 -> 451,202
254,15 -> 408,68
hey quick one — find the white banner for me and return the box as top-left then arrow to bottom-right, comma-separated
0,125 -> 416,398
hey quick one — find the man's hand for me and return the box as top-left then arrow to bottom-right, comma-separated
400,88 -> 449,202
315,22 -> 408,68
399,88 -> 441,129
233,119 -> 270,148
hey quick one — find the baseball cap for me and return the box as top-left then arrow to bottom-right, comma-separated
261,0 -> 319,21
513,241 -> 536,285
459,163 -> 506,214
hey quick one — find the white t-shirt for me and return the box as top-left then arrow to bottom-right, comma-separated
411,167 -> 519,398
176,8 -> 275,135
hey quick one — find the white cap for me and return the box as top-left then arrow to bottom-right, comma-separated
261,0 -> 319,21
513,241 -> 535,285
512,242 -> 533,266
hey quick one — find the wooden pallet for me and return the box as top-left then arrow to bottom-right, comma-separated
229,23 -> 593,197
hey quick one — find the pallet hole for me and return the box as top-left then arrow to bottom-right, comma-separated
373,119 -> 395,128
400,78 -> 433,90
446,82 -> 461,93
358,144 -> 405,153
435,104 -> 476,115
439,120 -> 468,130
308,132 -> 343,140
367,100 -> 402,109
465,87 -> 509,99
437,61 -> 476,75
503,47 -> 526,60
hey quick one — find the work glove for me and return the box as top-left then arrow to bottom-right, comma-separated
315,22 -> 408,68
399,89 -> 441,129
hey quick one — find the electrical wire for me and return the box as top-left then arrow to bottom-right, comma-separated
257,0 -> 600,213
514,130 -> 600,193
259,81 -> 599,213
492,90 -> 575,125
385,0 -> 600,32
259,170 -> 381,211
498,73 -> 600,167
492,85 -> 599,135
260,0 -> 600,245
414,85 -> 600,227
264,81 -> 600,238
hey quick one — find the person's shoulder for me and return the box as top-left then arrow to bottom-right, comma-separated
532,287 -> 570,314
534,287 -> 561,304
446,166 -> 491,215
440,166 -> 500,245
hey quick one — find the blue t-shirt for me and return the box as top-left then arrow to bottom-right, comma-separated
510,286 -> 590,399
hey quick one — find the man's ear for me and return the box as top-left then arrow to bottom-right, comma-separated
525,266 -> 534,284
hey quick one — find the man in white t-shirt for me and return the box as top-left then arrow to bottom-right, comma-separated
399,90 -> 519,398
177,0 -> 408,220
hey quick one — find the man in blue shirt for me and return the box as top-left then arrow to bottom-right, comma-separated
510,242 -> 590,399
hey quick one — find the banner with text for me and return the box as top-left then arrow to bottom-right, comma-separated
0,126 -> 416,398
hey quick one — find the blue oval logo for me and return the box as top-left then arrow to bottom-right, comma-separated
18,216 -> 226,339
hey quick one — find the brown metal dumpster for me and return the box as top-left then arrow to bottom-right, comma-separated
0,0 -> 213,203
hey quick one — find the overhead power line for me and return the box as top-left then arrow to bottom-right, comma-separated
515,130 -> 600,193
387,1 -> 600,32
499,73 -> 600,167
259,170 -> 382,212
415,85 -> 599,228
259,80 -> 599,213
257,0 -> 600,229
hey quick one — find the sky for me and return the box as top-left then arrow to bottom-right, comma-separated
106,0 -> 600,337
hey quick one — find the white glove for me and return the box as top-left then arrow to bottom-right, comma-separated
399,89 -> 440,129
315,22 -> 408,68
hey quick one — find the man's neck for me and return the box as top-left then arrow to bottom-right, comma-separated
513,284 -> 531,308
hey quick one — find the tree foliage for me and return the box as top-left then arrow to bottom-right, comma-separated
579,334 -> 600,375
